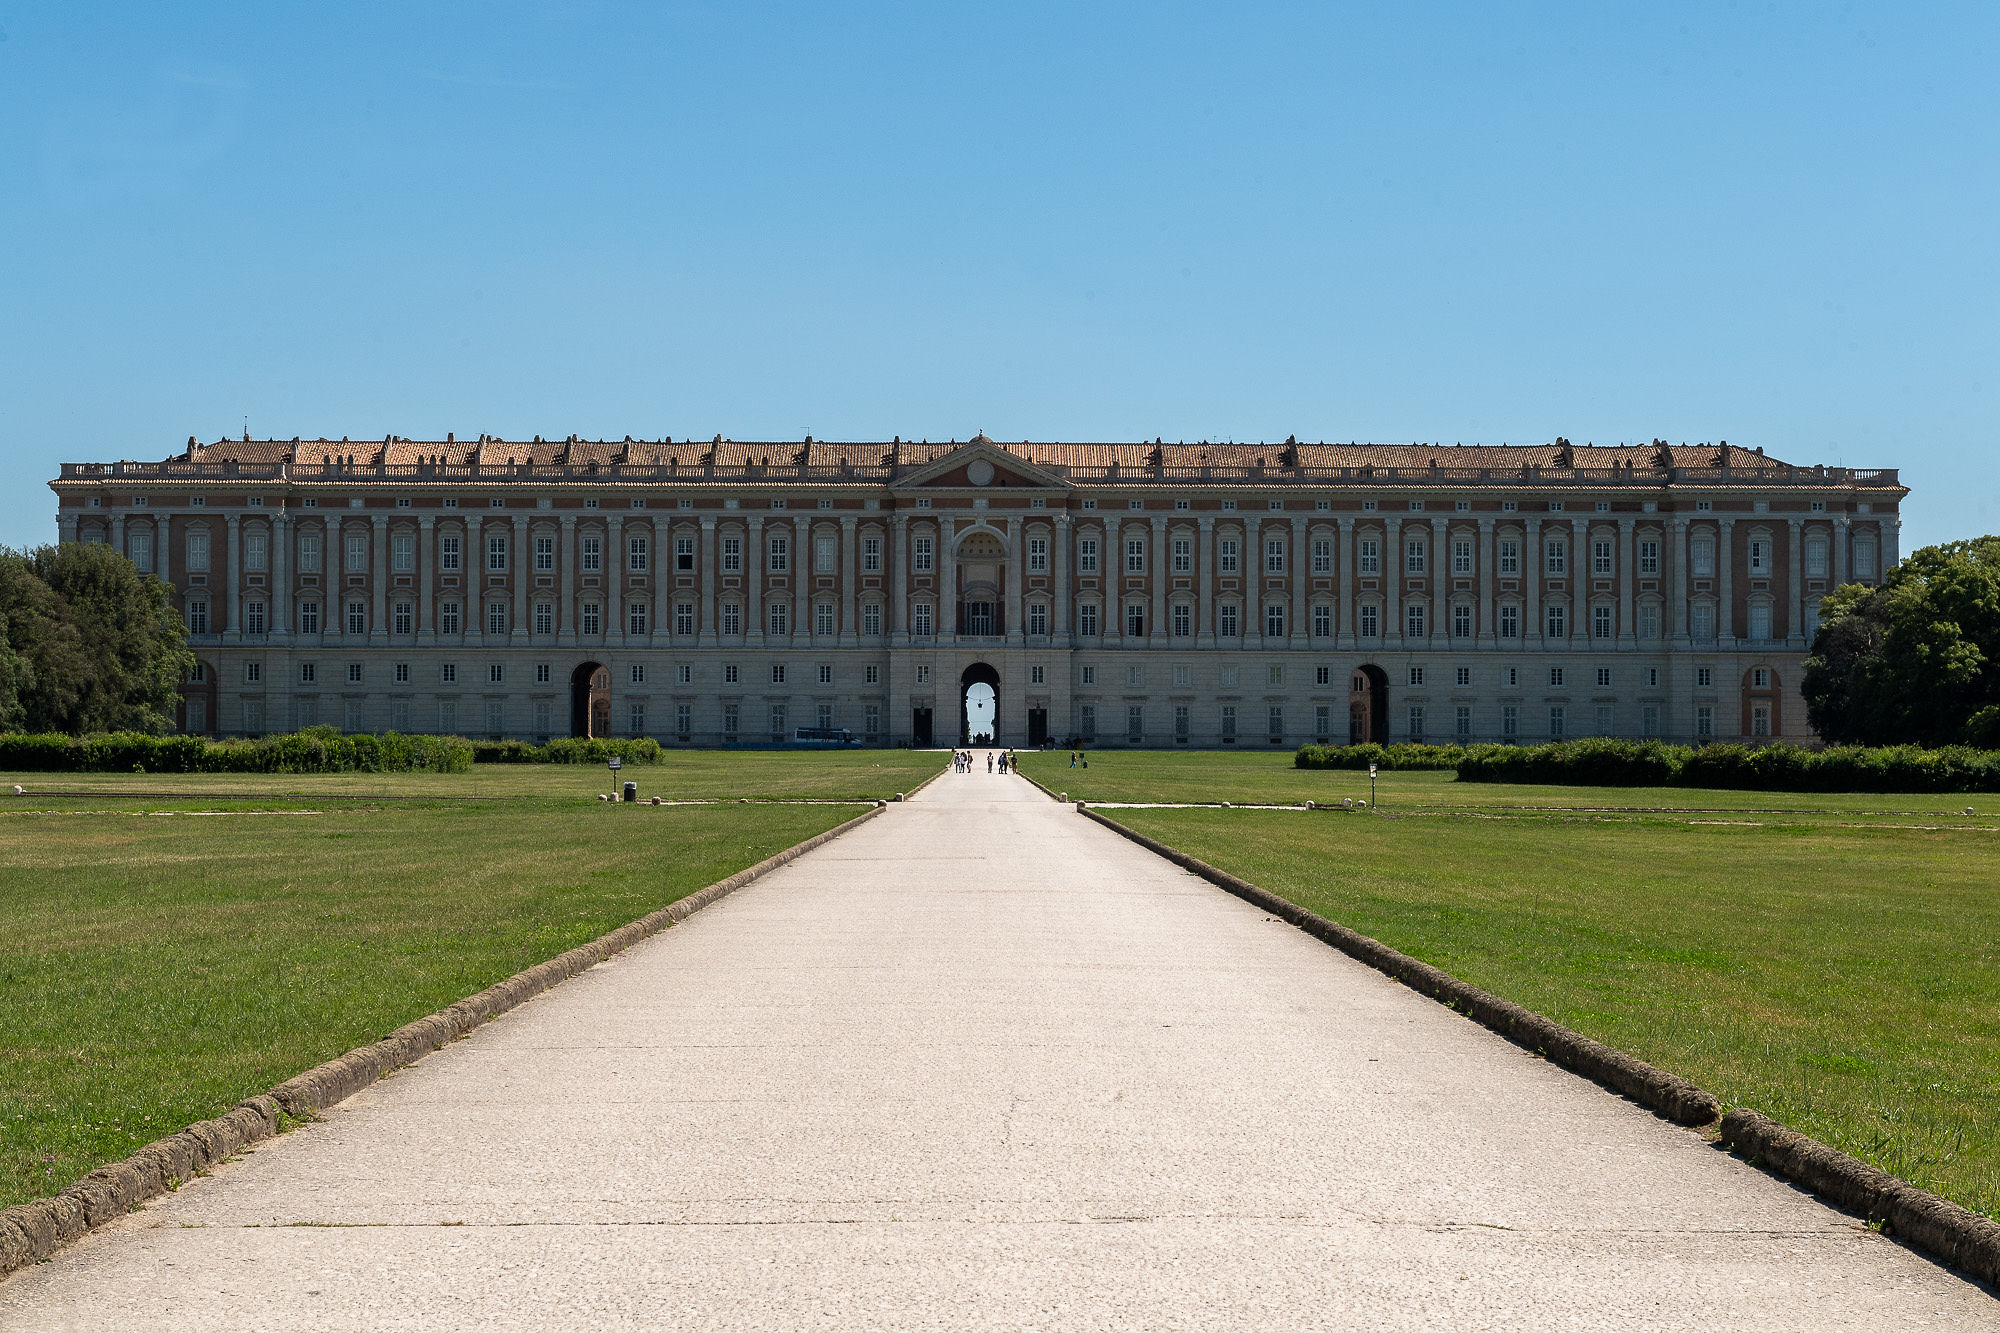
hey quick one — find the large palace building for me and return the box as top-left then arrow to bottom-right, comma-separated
50,434 -> 1905,749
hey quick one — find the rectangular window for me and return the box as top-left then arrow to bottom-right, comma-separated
913,602 -> 933,636
438,534 -> 458,572
1549,705 -> 1567,739
582,602 -> 602,635
1266,540 -> 1285,574
914,536 -> 934,572
1596,666 -> 1613,687
487,602 -> 508,636
1313,604 -> 1332,638
1358,538 -> 1379,574
1593,539 -> 1613,576
629,602 -> 648,636
1127,705 -> 1144,742
1127,538 -> 1146,573
1499,604 -> 1519,639
1265,603 -> 1284,638
674,664 -> 690,685
1455,704 -> 1472,739
1452,538 -> 1472,575
1502,703 -> 1518,738
1407,705 -> 1424,741
1455,665 -> 1473,687
1218,538 -> 1238,574
817,702 -> 834,730
771,663 -> 786,685
862,602 -> 882,636
676,536 -> 696,571
440,601 -> 460,635
246,530 -> 269,572
1079,537 -> 1100,573
1081,665 -> 1097,685
1749,602 -> 1771,640
1642,703 -> 1660,737
1359,604 -> 1378,638
343,532 -> 366,571
863,703 -> 880,736
1639,602 -> 1661,639
487,535 -> 507,572
1268,706 -> 1285,742
817,663 -> 833,686
1691,534 -> 1716,578
1079,704 -> 1098,740
1219,604 -> 1238,638
722,703 -> 740,737
814,533 -> 836,574
1546,538 -> 1566,575
767,602 -> 786,636
440,662 -> 456,684
490,663 -> 506,685
532,601 -> 552,635
862,536 -> 881,573
720,536 -> 739,572
1639,539 -> 1659,575
583,535 -> 603,572
676,703 -> 692,739
1032,537 -> 1050,573
535,535 -> 554,572
1752,703 -> 1771,738
1805,533 -> 1829,578
1749,538 -> 1770,575
1405,602 -> 1425,638
1550,666 -> 1566,687
535,663 -> 550,684
1453,603 -> 1471,638
1498,538 -> 1519,575
1314,703 -> 1331,739
1593,605 -> 1613,639
1595,704 -> 1615,736
298,531 -> 323,574
676,602 -> 695,636
1692,602 -> 1716,639
1032,602 -> 1050,636
1408,665 -> 1425,686
186,599 -> 208,634
1126,602 -> 1146,637
864,665 -> 880,685
1697,666 -> 1713,687
724,663 -> 740,684
769,704 -> 787,740
1175,705 -> 1191,741
1546,604 -> 1567,639
1313,538 -> 1332,574
395,601 -> 414,635
1404,539 -> 1425,575
1078,603 -> 1099,637
1696,704 -> 1714,738
437,700 -> 456,733
630,702 -> 647,737
767,535 -> 787,573
1171,603 -> 1190,637
1219,705 -> 1236,743
816,601 -> 835,636
186,530 -> 211,573
623,535 -> 646,572
129,529 -> 155,572
346,601 -> 366,635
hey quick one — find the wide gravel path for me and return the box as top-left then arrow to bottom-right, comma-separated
3,759 -> 1993,1329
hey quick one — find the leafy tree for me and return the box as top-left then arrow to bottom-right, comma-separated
0,543 -> 193,735
1803,536 -> 2000,746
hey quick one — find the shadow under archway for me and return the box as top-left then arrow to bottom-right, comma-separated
961,661 -> 1000,745
571,662 -> 610,738
1349,664 -> 1389,744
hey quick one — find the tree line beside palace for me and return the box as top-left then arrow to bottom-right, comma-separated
5,536 -> 2000,756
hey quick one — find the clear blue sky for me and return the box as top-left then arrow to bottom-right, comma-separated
2,2 -> 1993,551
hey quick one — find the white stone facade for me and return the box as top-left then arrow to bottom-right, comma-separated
51,433 -> 1906,748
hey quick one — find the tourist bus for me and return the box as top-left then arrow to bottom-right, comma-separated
792,727 -> 857,747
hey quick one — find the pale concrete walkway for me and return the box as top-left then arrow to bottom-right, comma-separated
3,760 -> 1992,1329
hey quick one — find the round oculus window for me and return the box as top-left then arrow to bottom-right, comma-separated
966,459 -> 995,486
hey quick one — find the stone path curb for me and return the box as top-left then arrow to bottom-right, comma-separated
1077,801 -> 2000,1292
1720,1109 -> 2000,1286
0,800 -> 888,1282
1076,806 -> 1720,1127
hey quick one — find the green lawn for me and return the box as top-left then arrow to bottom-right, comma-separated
1018,749 -> 2000,825
0,766 -> 877,1209
1106,801 -> 2000,1221
1,748 -> 945,804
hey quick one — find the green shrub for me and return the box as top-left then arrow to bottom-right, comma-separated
1453,738 -> 2000,794
0,729 -> 473,775
1294,742 -> 1465,771
468,736 -> 662,765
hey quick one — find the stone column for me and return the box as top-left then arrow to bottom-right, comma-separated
417,516 -> 435,643
1717,516 -> 1735,644
1244,515 -> 1262,647
1430,515 -> 1448,647
1787,516 -> 1804,646
1669,517 -> 1689,641
745,515 -> 763,644
891,513 -> 909,642
1291,516 -> 1310,647
1614,518 -> 1635,645
225,514 -> 243,640
1832,515 -> 1849,585
793,521 -> 811,647
111,512 -> 125,556
371,514 -> 389,640
607,514 -> 625,645
58,511 -> 79,545
1524,518 -> 1541,646
1054,512 -> 1073,647
1198,516 -> 1216,647
273,512 -> 292,639
1337,516 -> 1356,649
1882,514 -> 1901,571
940,515 -> 958,641
1151,516 -> 1168,646
655,523 -> 673,647
1478,517 -> 1496,647
1383,517 -> 1402,648
698,516 -> 717,647
840,516 -> 858,645
1013,517 -> 1030,642
333,517 -> 349,640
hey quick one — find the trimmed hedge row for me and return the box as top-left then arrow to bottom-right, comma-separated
469,737 -> 664,765
1453,737 -> 2000,794
1293,742 -> 1467,771
0,727 -> 472,774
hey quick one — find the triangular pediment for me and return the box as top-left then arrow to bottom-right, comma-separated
893,436 -> 1072,491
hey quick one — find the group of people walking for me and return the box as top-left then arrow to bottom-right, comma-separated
951,749 -> 1019,775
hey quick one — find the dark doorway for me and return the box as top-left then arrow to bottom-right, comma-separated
1027,707 -> 1049,747
1348,665 -> 1389,744
960,661 -> 1000,745
571,662 -> 611,738
911,707 -> 934,748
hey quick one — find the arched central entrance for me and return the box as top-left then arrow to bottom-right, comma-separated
571,662 -> 611,738
961,661 -> 1000,745
1349,665 -> 1389,744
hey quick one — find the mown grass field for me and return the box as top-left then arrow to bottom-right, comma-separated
0,757 -> 937,1210
1017,749 -> 2000,825
1032,752 -> 2000,1220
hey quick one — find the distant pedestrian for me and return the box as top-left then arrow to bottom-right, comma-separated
986,754 -> 994,774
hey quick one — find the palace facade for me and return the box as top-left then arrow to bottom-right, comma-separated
50,434 -> 1905,749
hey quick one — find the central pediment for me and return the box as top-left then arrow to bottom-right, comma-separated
893,436 -> 1071,491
